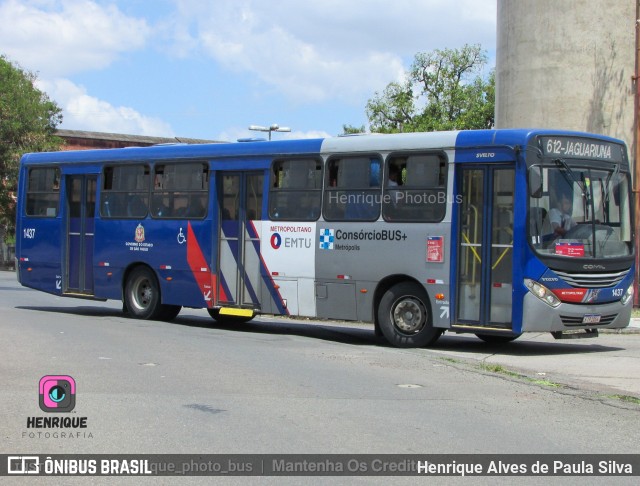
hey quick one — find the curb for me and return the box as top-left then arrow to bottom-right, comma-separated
628,318 -> 640,329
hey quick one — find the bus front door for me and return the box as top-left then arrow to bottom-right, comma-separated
65,174 -> 97,295
216,172 -> 264,308
455,167 -> 514,330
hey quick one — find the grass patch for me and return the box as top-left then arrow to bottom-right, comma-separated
631,308 -> 640,318
479,363 -> 524,379
439,357 -> 461,364
529,379 -> 562,388
479,363 -> 563,387
603,394 -> 640,405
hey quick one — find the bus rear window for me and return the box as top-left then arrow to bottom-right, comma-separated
383,153 -> 447,222
26,167 -> 60,217
269,159 -> 322,221
101,165 -> 150,218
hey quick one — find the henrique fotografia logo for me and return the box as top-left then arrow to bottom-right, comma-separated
39,375 -> 76,413
22,375 -> 92,440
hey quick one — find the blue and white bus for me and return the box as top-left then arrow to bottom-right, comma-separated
16,129 -> 635,347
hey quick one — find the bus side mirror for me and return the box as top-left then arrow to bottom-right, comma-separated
529,167 -> 543,198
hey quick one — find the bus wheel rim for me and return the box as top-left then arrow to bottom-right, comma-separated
133,277 -> 152,310
392,297 -> 425,334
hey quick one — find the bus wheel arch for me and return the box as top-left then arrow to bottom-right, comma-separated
374,277 -> 442,348
123,264 -> 181,321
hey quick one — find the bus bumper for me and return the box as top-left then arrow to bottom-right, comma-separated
521,293 -> 632,332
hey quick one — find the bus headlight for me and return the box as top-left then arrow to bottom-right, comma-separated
524,278 -> 561,308
621,284 -> 634,306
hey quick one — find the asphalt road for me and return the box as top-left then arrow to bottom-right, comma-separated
1,271 -> 638,484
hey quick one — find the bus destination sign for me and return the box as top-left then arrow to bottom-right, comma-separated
540,136 -> 622,162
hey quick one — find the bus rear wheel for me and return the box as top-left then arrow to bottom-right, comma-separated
377,282 -> 442,348
124,266 -> 179,321
158,305 -> 182,321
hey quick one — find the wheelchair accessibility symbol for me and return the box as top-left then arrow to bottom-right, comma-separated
177,228 -> 186,245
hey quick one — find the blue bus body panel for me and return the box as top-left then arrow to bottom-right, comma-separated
449,131 -> 527,330
451,130 -> 630,333
17,218 -> 63,295
18,138 -> 324,305
91,219 -> 214,307
20,139 -> 325,165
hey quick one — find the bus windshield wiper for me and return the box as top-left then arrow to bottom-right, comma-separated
553,158 -> 587,200
603,161 -> 620,204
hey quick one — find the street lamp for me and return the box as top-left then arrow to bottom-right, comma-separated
248,123 -> 291,140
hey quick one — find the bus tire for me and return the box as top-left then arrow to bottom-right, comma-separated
475,333 -> 521,344
158,305 -> 182,321
207,308 -> 253,324
377,282 -> 441,348
124,266 -> 163,320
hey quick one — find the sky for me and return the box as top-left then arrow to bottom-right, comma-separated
0,0 -> 497,142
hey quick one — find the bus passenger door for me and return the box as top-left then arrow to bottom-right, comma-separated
65,175 -> 97,295
216,172 -> 263,308
454,167 -> 514,329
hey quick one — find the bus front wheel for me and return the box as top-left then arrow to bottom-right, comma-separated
377,282 -> 442,348
124,266 -> 179,320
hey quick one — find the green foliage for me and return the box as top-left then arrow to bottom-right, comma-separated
603,394 -> 640,405
366,44 -> 494,133
341,124 -> 366,135
0,55 -> 63,237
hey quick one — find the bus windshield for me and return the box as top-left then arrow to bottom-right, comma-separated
528,161 -> 632,259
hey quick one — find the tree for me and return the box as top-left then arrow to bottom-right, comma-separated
365,44 -> 494,133
341,124 -> 366,135
0,56 -> 63,240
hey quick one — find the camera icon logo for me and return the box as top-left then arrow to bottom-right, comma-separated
39,375 -> 76,413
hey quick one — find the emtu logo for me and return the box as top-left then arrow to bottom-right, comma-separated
39,375 -> 76,413
270,232 -> 282,249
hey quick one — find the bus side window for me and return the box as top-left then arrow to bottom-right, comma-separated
383,153 -> 447,222
127,194 -> 148,218
26,167 -> 60,217
186,194 -> 207,218
269,158 -> 322,221
323,156 -> 381,221
101,192 -> 121,217
151,162 -> 208,219
101,164 -> 149,218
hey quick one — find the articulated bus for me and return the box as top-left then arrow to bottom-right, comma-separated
16,129 -> 635,347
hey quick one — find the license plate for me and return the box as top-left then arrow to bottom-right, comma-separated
582,314 -> 601,324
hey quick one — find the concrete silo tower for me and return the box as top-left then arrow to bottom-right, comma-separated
495,0 -> 635,155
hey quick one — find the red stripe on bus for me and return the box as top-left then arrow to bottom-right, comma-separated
186,222 -> 227,306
